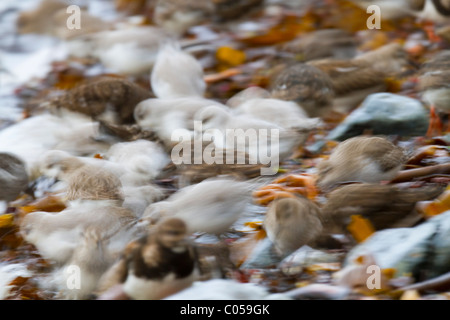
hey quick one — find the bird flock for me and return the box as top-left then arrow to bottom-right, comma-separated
0,0 -> 449,300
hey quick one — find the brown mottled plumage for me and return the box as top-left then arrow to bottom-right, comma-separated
47,77 -> 152,125
66,166 -> 124,202
96,218 -> 196,300
281,29 -> 358,61
321,183 -> 445,232
264,196 -> 323,257
317,136 -> 407,191
271,63 -> 335,118
98,121 -> 158,142
54,157 -> 124,202
309,43 -> 410,113
154,0 -> 214,34
308,60 -> 385,97
355,43 -> 410,77
308,59 -> 386,113
271,43 -> 410,117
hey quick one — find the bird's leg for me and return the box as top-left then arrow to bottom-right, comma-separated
426,105 -> 443,137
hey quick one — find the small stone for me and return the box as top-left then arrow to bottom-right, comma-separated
240,238 -> 282,269
327,93 -> 429,141
344,211 -> 450,281
279,246 -> 342,275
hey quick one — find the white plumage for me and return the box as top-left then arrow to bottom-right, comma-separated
67,26 -> 167,75
134,97 -> 227,147
142,178 -> 253,235
150,41 -> 206,99
0,112 -> 110,178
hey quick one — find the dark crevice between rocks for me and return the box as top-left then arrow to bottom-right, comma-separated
412,224 -> 440,283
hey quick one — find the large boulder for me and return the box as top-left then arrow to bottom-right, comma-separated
344,210 -> 450,280
327,93 -> 429,141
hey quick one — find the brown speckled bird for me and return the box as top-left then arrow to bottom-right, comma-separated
280,29 -> 358,62
270,63 -> 335,118
418,50 -> 450,136
63,159 -> 124,202
46,77 -> 152,125
308,59 -> 387,114
272,43 -> 411,117
310,43 -> 410,114
96,217 -> 196,300
39,154 -> 124,202
264,196 -> 323,257
354,43 -> 410,77
321,183 -> 445,232
317,136 -> 407,191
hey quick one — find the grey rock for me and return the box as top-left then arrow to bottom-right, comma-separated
240,238 -> 282,269
283,283 -> 350,300
425,211 -> 450,279
345,211 -> 450,280
327,93 -> 429,141
279,246 -> 342,275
